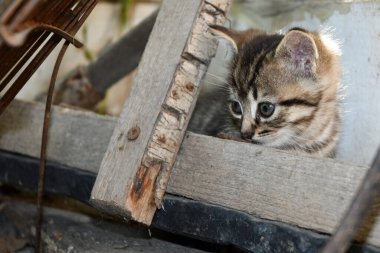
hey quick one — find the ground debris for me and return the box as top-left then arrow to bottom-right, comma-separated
0,201 -> 208,253
0,237 -> 27,253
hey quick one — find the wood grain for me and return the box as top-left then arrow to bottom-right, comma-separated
169,133 -> 379,244
90,0 -> 231,224
0,100 -> 114,172
2,100 -> 380,247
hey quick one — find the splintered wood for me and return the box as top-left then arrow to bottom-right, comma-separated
90,0 -> 231,225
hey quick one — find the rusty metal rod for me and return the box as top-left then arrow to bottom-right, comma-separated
0,0 -> 97,116
0,35 -> 61,116
35,40 -> 70,253
0,32 -> 49,93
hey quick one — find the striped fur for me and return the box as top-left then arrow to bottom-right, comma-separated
190,27 -> 341,158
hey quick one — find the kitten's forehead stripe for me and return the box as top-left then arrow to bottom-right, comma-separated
232,34 -> 284,97
253,88 -> 258,100
247,35 -> 284,83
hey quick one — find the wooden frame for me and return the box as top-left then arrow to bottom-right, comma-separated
90,0 -> 231,224
1,99 -> 379,249
1,0 -> 379,251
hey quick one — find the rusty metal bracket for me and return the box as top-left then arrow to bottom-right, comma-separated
35,40 -> 71,253
0,0 -> 83,47
0,0 -> 97,116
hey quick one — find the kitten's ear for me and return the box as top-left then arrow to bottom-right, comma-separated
275,30 -> 319,75
209,25 -> 261,53
209,25 -> 241,52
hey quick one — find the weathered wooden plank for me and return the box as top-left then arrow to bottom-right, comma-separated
169,133 -> 379,244
90,0 -> 230,225
1,100 -> 380,247
0,100 -> 114,172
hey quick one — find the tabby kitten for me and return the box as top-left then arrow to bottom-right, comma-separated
189,26 -> 341,157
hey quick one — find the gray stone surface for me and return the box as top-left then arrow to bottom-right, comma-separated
0,202 -> 208,253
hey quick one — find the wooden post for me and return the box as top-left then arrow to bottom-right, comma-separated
90,0 -> 231,225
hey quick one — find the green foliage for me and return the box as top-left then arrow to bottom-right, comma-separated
119,0 -> 134,31
80,25 -> 94,61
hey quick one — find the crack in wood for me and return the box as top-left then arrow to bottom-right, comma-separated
205,0 -> 231,15
146,1 -> 230,212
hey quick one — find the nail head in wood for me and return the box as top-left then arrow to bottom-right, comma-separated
127,126 -> 140,141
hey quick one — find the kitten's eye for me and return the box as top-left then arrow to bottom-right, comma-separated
259,102 -> 275,118
230,100 -> 242,116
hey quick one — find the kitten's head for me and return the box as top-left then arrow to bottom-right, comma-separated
211,26 -> 341,151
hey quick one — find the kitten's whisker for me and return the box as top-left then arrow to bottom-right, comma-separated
202,80 -> 230,90
269,132 -> 315,150
281,133 -> 326,153
205,72 -> 227,82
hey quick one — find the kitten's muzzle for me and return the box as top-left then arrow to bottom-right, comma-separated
241,126 -> 256,140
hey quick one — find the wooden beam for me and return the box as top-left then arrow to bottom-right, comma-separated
1,100 -> 380,247
90,0 -> 231,225
169,133 -> 374,242
1,155 -> 379,253
0,100 -> 114,172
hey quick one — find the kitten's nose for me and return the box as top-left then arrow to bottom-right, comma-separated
241,125 -> 256,140
241,131 -> 253,140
